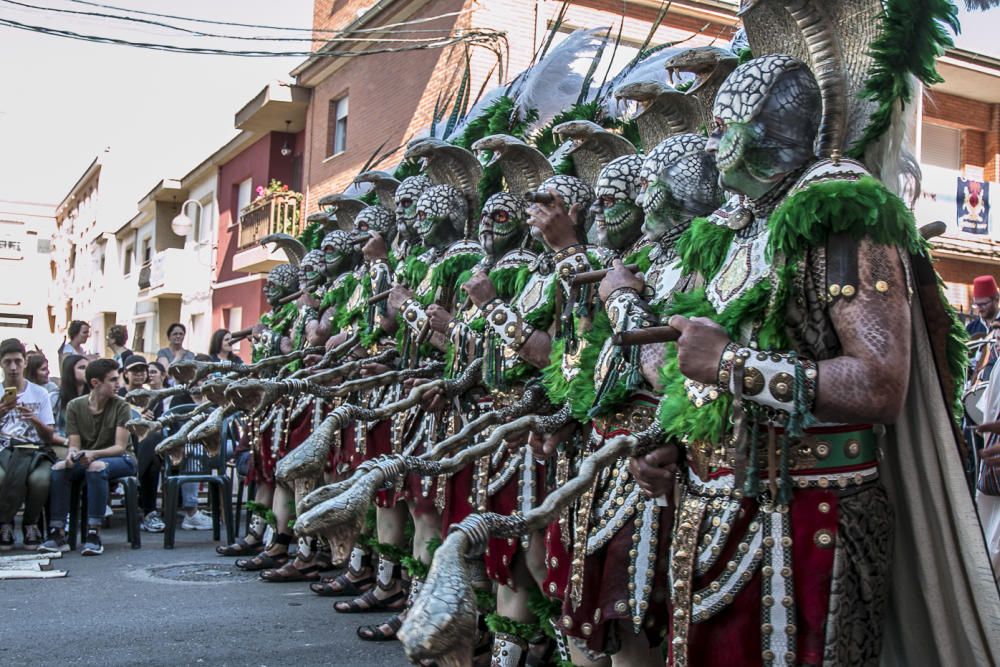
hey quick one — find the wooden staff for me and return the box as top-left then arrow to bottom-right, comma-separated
229,327 -> 254,342
278,290 -> 303,305
367,289 -> 391,305
570,263 -> 640,287
611,325 -> 681,346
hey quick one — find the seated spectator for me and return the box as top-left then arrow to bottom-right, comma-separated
146,361 -> 166,400
172,361 -> 213,531
156,323 -> 195,370
118,355 -> 164,533
106,325 -> 133,369
209,329 -> 244,365
58,320 -> 91,363
25,351 -> 59,395
39,359 -> 136,556
118,355 -> 148,397
50,354 -> 89,449
0,338 -> 56,550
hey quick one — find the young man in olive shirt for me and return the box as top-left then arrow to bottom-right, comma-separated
39,359 -> 135,555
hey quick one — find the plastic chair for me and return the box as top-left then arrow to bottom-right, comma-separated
67,475 -> 141,550
160,404 -> 235,549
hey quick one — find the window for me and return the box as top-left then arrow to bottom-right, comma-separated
0,313 -> 32,328
122,243 -> 134,275
141,238 -> 152,265
328,96 -> 349,157
134,321 -> 146,353
226,306 -> 243,353
921,122 -> 961,170
237,178 -> 253,215
196,199 -> 214,243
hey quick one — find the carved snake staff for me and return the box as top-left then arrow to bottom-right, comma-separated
293,386 -> 555,516
223,349 -> 404,414
287,333 -> 361,379
124,384 -> 192,411
124,401 -> 215,441
182,404 -> 240,460
398,424 -> 667,666
154,411 -> 211,467
275,359 -> 470,488
291,404 -> 571,560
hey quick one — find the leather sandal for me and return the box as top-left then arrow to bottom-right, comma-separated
334,588 -> 407,614
310,570 -> 375,597
216,537 -> 264,557
235,551 -> 289,571
259,561 -> 323,582
356,614 -> 403,642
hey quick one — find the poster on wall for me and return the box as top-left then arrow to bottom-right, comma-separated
957,177 -> 991,235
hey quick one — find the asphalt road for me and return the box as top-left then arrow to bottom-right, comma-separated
1,520 -> 408,666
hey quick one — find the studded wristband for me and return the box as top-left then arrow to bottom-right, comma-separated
720,346 -> 818,413
482,298 -> 535,351
400,298 -> 428,335
604,287 -> 655,335
554,245 -> 592,286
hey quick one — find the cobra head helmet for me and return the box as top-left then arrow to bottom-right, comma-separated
264,264 -> 298,308
299,250 -> 326,292
479,192 -> 527,261
589,154 -> 644,251
529,174 -> 594,247
637,133 -> 724,242
394,175 -> 432,243
708,55 -> 821,199
320,230 -> 358,279
414,184 -> 466,248
354,205 -> 396,246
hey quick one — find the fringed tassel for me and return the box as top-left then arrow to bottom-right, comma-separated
744,421 -> 761,498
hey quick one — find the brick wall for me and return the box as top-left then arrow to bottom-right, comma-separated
298,0 -> 736,215
924,89 -> 1000,178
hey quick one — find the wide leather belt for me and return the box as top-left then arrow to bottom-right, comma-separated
688,425 -> 878,480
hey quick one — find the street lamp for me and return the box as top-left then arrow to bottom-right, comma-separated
172,199 -> 203,237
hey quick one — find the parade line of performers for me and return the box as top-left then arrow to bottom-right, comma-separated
119,3 -> 1000,666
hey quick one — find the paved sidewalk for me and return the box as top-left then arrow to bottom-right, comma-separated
1,520 -> 408,666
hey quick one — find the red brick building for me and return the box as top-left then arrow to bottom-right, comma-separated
916,48 -> 1000,316
211,82 -> 308,334
293,0 -> 738,212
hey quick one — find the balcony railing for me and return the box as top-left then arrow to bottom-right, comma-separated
237,191 -> 303,249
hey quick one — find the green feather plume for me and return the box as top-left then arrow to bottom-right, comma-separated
849,0 -> 959,158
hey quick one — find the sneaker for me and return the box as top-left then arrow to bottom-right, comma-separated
181,510 -> 213,531
81,530 -> 104,556
0,523 -> 14,551
38,529 -> 70,553
23,524 -> 43,549
141,511 -> 165,533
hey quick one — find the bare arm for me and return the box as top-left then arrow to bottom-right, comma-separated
811,240 -> 910,423
89,426 -> 130,459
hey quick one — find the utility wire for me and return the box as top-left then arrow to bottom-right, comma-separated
65,0 -> 474,36
1,0 -> 471,43
0,15 -> 503,57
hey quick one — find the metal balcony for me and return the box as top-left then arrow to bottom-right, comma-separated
237,191 -> 303,249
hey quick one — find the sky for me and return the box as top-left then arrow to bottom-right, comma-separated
0,0 -> 313,208
0,0 -> 997,213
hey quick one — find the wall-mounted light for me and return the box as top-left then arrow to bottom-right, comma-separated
280,120 -> 293,157
171,199 -> 203,237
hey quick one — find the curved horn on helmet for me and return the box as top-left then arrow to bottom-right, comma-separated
470,134 -> 554,201
316,193 -> 368,232
259,233 -> 306,267
354,170 -> 401,211
404,137 -> 483,216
